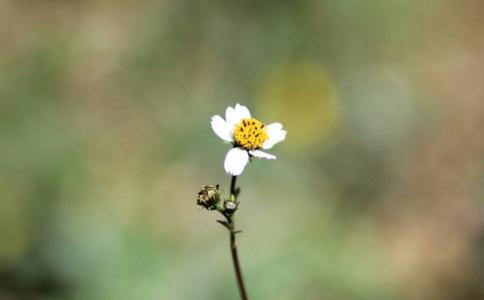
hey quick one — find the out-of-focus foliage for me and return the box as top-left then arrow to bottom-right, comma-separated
1,0 -> 483,299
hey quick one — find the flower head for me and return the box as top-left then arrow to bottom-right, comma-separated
211,103 -> 287,175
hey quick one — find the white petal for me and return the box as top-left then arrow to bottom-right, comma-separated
224,148 -> 250,176
262,122 -> 287,149
211,115 -> 233,142
266,122 -> 283,131
225,106 -> 239,126
234,103 -> 251,120
226,103 -> 251,126
249,150 -> 276,160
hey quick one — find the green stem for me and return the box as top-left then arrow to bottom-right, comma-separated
227,176 -> 249,300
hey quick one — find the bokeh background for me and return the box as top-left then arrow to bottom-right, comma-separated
1,0 -> 483,299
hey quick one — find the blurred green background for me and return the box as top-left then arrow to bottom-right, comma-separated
1,0 -> 483,299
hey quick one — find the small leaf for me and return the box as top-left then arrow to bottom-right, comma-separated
216,220 -> 230,229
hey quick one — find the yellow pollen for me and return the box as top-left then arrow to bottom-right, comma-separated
233,118 -> 268,150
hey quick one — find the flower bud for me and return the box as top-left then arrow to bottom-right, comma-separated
224,199 -> 238,213
196,185 -> 221,210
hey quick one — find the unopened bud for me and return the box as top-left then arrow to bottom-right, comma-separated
196,185 -> 221,210
224,200 -> 238,213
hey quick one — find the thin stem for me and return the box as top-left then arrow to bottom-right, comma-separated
227,176 -> 249,300
230,175 -> 237,196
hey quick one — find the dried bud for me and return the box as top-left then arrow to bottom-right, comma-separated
197,185 -> 221,210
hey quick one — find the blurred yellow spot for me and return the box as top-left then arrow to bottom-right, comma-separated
234,118 -> 268,150
257,63 -> 340,151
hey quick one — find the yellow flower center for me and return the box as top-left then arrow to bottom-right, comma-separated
233,118 -> 268,150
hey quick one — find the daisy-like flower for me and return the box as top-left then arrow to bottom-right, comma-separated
211,103 -> 287,176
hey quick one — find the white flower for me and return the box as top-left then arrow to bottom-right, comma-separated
211,103 -> 287,176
